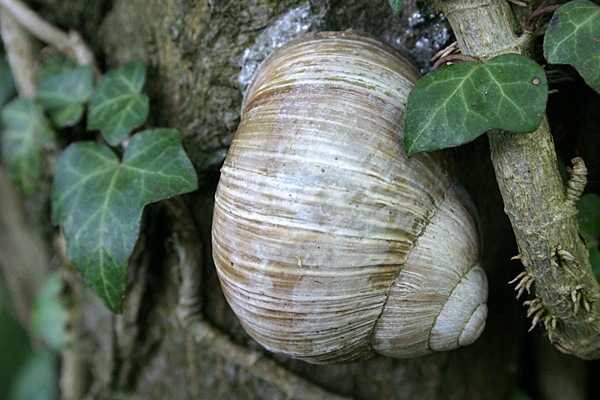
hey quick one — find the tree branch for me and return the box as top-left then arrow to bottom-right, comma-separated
0,8 -> 38,96
0,0 -> 100,77
431,0 -> 600,359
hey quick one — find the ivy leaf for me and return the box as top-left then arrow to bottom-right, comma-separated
1,98 -> 55,197
52,129 -> 198,312
544,0 -> 600,95
31,271 -> 65,352
388,0 -> 405,12
404,53 -> 548,156
9,350 -> 59,400
47,103 -> 86,129
587,240 -> 600,281
577,193 -> 600,281
87,62 -> 149,146
36,65 -> 93,128
578,193 -> 600,240
37,65 -> 93,109
36,55 -> 76,84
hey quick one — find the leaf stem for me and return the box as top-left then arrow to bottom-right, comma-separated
524,5 -> 562,29
0,0 -> 100,78
430,54 -> 479,70
433,0 -> 600,359
0,9 -> 38,96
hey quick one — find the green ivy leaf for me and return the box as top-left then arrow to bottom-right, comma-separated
1,98 -> 55,197
587,240 -> 600,281
37,65 -> 93,109
404,53 -> 548,155
9,350 -> 59,400
47,103 -> 85,129
0,279 -> 33,400
31,271 -> 65,352
36,55 -> 76,84
544,0 -> 600,95
388,0 -> 405,12
578,193 -> 600,240
577,193 -> 600,281
87,62 -> 149,146
36,65 -> 93,128
52,129 -> 198,312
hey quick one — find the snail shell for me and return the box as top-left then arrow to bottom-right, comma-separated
212,31 -> 488,364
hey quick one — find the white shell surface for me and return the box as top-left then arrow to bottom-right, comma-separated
431,265 -> 488,349
212,31 -> 487,363
371,183 -> 486,357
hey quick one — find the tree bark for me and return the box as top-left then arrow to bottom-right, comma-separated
2,0 -> 534,398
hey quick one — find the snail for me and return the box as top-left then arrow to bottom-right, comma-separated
211,31 -> 488,364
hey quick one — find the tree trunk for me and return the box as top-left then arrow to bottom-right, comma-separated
7,0 -> 534,398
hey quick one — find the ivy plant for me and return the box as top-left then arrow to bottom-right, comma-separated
404,53 -> 547,155
544,0 -> 600,95
36,63 -> 93,128
87,62 -> 149,146
577,193 -> 600,280
0,98 -> 55,197
52,129 -> 197,312
401,0 -> 600,154
0,60 -> 198,313
388,0 -> 405,12
397,0 -> 600,283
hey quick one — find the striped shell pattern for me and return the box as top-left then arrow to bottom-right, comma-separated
211,31 -> 488,364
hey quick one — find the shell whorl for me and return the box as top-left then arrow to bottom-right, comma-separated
212,31 -> 488,364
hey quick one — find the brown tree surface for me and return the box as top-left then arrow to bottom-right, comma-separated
1,0 -> 597,399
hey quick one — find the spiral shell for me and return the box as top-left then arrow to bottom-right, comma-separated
212,31 -> 488,364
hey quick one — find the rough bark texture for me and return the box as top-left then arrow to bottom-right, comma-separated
4,0 -> 540,398
436,0 -> 600,360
